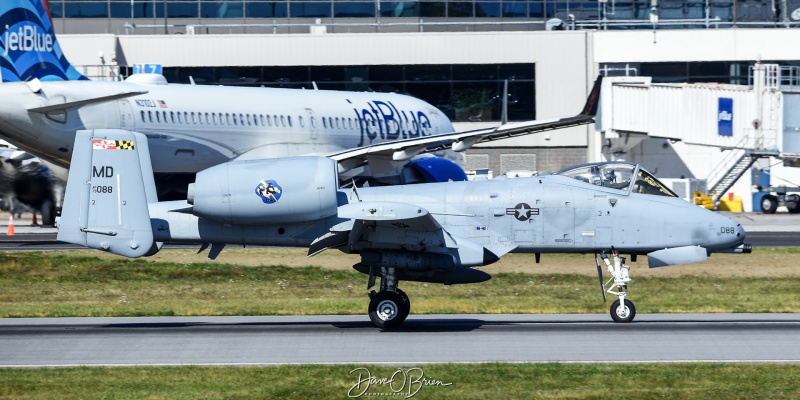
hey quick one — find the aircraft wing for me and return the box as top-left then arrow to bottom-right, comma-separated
330,76 -> 602,170
27,90 -> 149,113
309,201 -> 496,272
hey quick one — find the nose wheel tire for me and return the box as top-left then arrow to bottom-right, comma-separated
610,299 -> 636,323
368,291 -> 410,329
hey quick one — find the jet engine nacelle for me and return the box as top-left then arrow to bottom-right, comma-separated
188,156 -> 339,225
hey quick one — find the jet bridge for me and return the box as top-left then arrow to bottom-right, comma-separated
595,63 -> 800,210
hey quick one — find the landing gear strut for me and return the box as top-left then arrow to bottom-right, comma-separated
367,267 -> 411,329
596,249 -> 636,323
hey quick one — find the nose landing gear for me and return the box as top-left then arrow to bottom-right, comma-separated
596,249 -> 636,323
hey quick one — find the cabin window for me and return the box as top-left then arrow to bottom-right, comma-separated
246,114 -> 252,126
191,112 -> 197,124
177,112 -> 183,124
140,110 -> 146,122
162,111 -> 167,122
280,116 -> 286,126
260,115 -> 265,126
287,116 -> 292,127
323,117 -> 328,129
226,113 -> 231,125
184,112 -> 189,123
148,111 -> 153,123
156,111 -> 161,123
170,111 -> 175,123
298,116 -> 305,128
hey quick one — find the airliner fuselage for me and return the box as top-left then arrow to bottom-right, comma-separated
0,74 -> 454,174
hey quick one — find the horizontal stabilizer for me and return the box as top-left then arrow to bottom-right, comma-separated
57,129 -> 157,258
647,246 -> 708,268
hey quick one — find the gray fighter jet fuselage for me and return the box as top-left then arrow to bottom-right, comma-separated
58,130 -> 750,328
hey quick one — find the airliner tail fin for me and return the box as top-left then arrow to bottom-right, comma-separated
0,0 -> 87,82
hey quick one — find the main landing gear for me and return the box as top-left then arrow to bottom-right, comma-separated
367,267 -> 411,329
596,249 -> 636,323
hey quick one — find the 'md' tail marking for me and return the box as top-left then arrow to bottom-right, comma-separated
0,0 -> 87,82
58,130 -> 156,258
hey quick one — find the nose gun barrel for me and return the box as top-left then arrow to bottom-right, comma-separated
717,243 -> 752,254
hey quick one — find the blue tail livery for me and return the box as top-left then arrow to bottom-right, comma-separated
0,0 -> 87,82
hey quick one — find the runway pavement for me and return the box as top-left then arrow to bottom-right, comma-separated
1,314 -> 799,366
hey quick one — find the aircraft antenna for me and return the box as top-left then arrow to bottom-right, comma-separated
189,76 -> 196,85
312,81 -> 319,90
351,179 -> 362,202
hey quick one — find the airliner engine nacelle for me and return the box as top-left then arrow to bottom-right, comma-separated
187,157 -> 339,225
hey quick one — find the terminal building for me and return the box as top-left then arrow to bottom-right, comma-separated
50,0 -> 800,211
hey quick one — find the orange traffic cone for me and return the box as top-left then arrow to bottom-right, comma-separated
31,212 -> 38,226
7,214 -> 14,236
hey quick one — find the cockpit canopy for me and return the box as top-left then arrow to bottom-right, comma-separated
554,162 -> 677,197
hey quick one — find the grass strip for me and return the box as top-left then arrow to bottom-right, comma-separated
1,251 -> 799,317
1,363 -> 799,399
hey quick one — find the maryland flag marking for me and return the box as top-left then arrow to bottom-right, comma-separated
92,139 -> 135,150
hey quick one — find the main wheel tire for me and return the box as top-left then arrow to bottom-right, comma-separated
368,291 -> 409,329
610,299 -> 636,323
40,199 -> 56,226
787,202 -> 800,214
761,195 -> 779,214
396,289 -> 411,322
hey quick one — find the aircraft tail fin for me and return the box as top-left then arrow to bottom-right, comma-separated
0,0 -> 87,82
57,129 -> 157,258
579,75 -> 603,117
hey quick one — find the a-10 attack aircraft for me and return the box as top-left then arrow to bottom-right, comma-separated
58,130 -> 751,329
0,0 -> 599,224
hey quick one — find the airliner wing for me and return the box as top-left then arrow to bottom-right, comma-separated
330,76 -> 602,169
27,90 -> 149,113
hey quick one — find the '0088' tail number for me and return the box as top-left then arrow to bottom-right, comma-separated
92,185 -> 113,194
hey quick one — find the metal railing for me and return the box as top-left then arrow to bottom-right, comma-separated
748,65 -> 800,89
124,19 -> 546,35
120,14 -> 800,35
76,65 -> 124,81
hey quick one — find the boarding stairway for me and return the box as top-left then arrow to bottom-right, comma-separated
706,134 -> 779,208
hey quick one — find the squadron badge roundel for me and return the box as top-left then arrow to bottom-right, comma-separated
255,180 -> 282,204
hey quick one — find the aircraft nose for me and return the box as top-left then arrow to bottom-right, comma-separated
709,213 -> 746,251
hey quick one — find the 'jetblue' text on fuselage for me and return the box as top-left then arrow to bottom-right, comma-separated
350,100 -> 432,147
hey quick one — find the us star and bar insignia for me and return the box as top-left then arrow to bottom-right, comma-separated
506,203 -> 540,222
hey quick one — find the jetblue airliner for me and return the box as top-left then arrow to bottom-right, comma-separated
0,0 -> 600,224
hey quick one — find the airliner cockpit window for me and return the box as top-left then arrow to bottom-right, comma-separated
554,162 -> 636,191
632,169 -> 678,197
